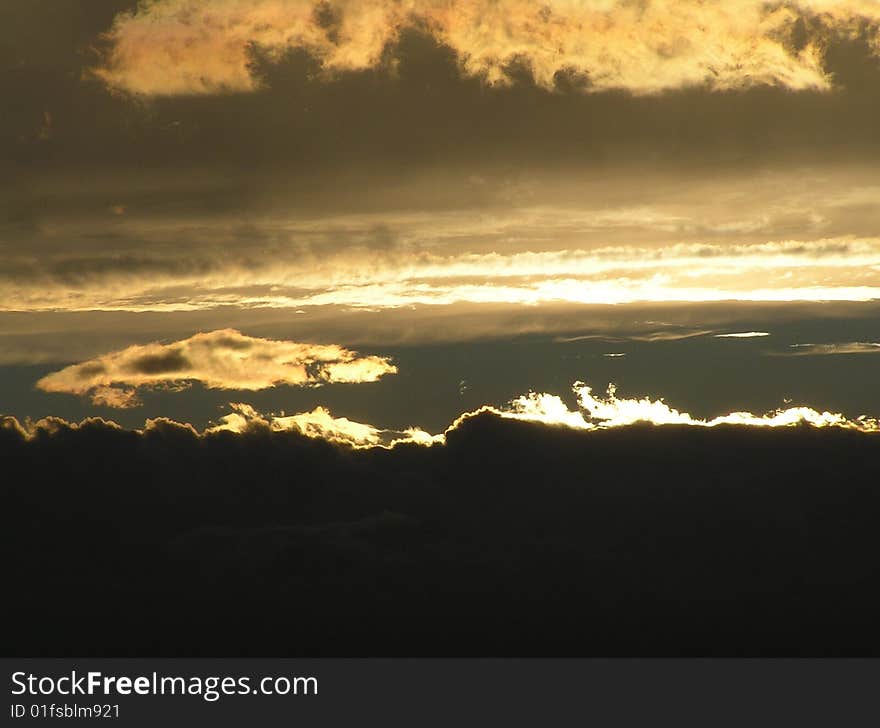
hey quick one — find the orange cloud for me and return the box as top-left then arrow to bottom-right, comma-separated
5,233 -> 880,312
93,0 -> 880,96
36,328 -> 397,407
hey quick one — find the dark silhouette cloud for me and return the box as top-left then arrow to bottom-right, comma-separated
4,411 -> 880,656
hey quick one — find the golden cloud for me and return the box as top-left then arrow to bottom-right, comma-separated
5,233 -> 880,312
209,402 -> 440,447
93,0 -> 880,96
36,328 -> 397,407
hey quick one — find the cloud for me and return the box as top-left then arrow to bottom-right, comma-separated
88,385 -> 142,409
556,329 -> 714,343
25,368 -> 880,453
195,379 -> 880,448
8,165 -> 880,316
11,375 -> 880,451
209,402 -> 439,447
29,326 -> 880,435
5,229 -> 880,312
7,401 -> 880,657
456,381 -> 880,433
92,0 -> 880,96
568,382 -> 877,430
36,329 -> 397,407
779,341 -> 880,355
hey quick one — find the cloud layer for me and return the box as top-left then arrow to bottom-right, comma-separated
10,381 -> 878,448
7,402 -> 880,657
36,329 -> 397,407
7,375 -> 880,453
5,231 -> 880,312
6,167 -> 880,314
94,0 -> 880,96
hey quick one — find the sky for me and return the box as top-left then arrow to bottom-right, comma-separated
3,0 -> 880,443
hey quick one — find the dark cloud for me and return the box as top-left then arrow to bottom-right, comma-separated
4,411 -> 880,655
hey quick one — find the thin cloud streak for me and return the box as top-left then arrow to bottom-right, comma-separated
555,329 -> 715,343
4,236 -> 880,312
777,341 -> 880,355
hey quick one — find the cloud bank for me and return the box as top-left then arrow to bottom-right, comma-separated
203,377 -> 880,447
93,0 -> 880,96
36,329 -> 397,407
7,402 -> 880,657
30,376 -> 872,445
